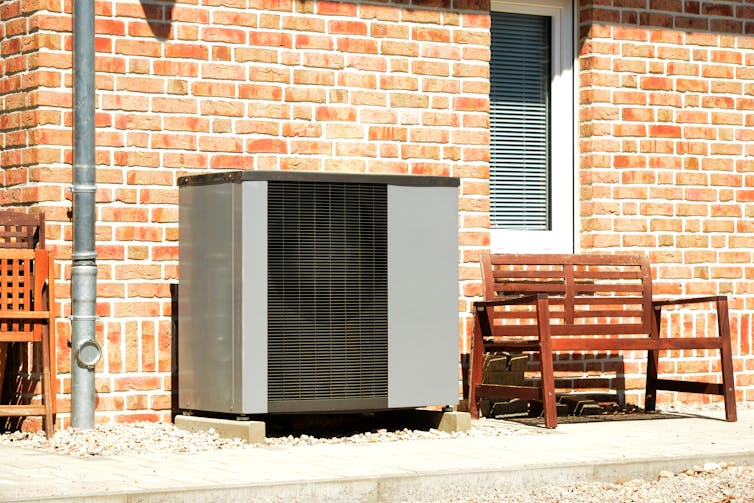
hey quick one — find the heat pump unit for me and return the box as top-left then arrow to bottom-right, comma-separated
178,171 -> 459,414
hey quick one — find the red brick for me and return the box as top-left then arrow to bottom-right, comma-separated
209,8 -> 256,26
453,96 -> 488,112
293,69 -> 335,86
164,43 -> 208,60
381,40 -> 419,57
336,37 -> 378,54
343,55 -> 385,72
199,136 -> 243,153
380,75 -> 418,91
150,133 -> 196,150
290,139 -> 332,155
333,138 -> 376,156
283,16 -> 325,32
328,20 -> 367,36
247,138 -> 287,153
200,63 -> 246,81
199,100 -> 244,117
113,376 -> 163,393
323,124 -> 362,139
115,39 -> 161,58
201,27 -> 246,44
284,86 -> 327,103
209,154 -> 253,170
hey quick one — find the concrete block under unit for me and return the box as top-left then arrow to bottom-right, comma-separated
436,411 -> 472,433
174,415 -> 266,444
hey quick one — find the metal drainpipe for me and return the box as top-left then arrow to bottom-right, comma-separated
71,0 -> 101,429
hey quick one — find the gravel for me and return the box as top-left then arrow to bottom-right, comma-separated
0,422 -> 248,456
0,401 -> 741,457
0,402 -> 749,502
0,416 -> 541,457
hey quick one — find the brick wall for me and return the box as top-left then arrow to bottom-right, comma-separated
1,0 -> 753,429
1,0 -> 491,428
579,1 -> 754,404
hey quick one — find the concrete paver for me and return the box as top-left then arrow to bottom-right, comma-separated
0,408 -> 752,502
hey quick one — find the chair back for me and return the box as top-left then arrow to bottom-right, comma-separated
0,211 -> 45,249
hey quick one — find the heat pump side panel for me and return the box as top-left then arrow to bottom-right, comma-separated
178,183 -> 242,413
240,181 -> 268,413
387,185 -> 459,408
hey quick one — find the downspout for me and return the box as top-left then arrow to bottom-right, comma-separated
71,0 -> 101,429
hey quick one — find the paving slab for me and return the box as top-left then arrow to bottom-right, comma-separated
0,409 -> 752,502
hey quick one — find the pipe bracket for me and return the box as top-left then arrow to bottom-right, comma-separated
68,184 -> 97,193
72,251 -> 97,260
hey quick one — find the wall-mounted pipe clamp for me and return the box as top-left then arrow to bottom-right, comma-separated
67,184 -> 98,194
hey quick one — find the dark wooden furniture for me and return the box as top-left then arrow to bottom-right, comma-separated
0,248 -> 56,437
468,252 -> 737,428
0,211 -> 55,437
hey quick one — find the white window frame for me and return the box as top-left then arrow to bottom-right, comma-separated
489,0 -> 576,253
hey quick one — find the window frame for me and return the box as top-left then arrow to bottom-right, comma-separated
489,0 -> 576,253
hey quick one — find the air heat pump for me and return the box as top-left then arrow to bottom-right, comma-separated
178,171 -> 459,414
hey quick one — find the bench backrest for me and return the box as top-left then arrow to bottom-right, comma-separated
480,252 -> 654,337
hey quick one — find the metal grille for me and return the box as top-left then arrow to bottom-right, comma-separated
267,181 -> 388,405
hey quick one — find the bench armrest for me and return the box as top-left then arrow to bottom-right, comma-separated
474,293 -> 546,311
652,295 -> 726,309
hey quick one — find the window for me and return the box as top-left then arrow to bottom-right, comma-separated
489,0 -> 574,252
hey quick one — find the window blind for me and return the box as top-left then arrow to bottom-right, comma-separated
490,11 -> 551,230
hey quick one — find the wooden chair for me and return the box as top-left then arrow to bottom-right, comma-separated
0,247 -> 56,438
0,211 -> 55,434
468,252 -> 737,428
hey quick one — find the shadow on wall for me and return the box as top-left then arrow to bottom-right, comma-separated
139,0 -> 175,40
170,283 -> 179,421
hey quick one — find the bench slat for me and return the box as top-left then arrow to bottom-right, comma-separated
474,384 -> 542,401
654,379 -> 725,396
488,253 -> 645,266
551,337 -> 724,351
491,323 -> 649,337
482,340 -> 540,351
491,270 -> 565,279
574,284 -> 644,294
495,284 -> 566,294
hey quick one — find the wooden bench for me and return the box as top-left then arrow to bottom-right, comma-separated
468,252 -> 737,428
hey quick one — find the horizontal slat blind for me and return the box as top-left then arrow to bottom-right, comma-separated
490,11 -> 551,230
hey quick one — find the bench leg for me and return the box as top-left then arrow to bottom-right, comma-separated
716,297 -> 737,422
39,328 -> 54,439
536,296 -> 557,429
645,348 -> 659,413
41,342 -> 54,439
645,305 -> 662,413
540,349 -> 557,428
468,311 -> 484,420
